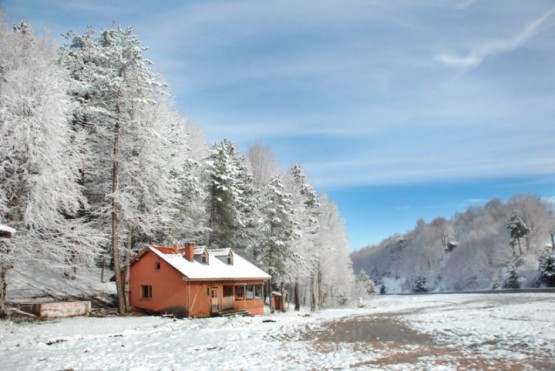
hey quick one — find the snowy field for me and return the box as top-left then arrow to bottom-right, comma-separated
1,293 -> 554,370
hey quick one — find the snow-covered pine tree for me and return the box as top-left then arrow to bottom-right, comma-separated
509,194 -> 555,254
204,139 -> 255,252
502,257 -> 522,289
255,175 -> 299,311
538,247 -> 555,287
65,25 -> 183,313
0,21 -> 100,315
507,214 -> 530,257
356,270 -> 375,295
286,165 -> 319,311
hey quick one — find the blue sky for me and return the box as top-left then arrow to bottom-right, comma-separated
3,1 -> 555,250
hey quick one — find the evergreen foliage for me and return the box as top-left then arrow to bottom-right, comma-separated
205,139 -> 255,252
538,247 -> 555,287
507,214 -> 530,256
255,176 -> 299,283
356,271 -> 375,295
503,258 -> 522,289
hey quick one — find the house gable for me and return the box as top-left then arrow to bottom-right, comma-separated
128,249 -> 188,313
194,247 -> 209,264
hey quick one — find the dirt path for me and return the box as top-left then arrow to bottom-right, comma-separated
302,308 -> 554,370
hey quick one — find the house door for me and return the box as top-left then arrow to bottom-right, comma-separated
210,286 -> 219,313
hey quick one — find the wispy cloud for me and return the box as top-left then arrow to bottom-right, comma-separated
438,6 -> 555,69
11,0 -> 555,192
456,0 -> 476,10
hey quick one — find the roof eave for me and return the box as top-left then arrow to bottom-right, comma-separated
185,276 -> 271,282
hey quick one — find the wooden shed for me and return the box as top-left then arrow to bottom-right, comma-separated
128,244 -> 271,317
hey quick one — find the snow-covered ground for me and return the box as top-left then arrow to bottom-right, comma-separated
1,293 -> 554,370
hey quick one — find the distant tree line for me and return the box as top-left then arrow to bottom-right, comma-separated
352,195 -> 555,293
0,19 -> 355,316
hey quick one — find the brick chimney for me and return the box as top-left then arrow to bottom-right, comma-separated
184,242 -> 195,262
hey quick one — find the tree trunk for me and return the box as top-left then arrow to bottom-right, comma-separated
124,223 -> 133,312
268,277 -> 274,313
280,282 -> 285,313
310,273 -> 316,312
112,118 -> 126,315
294,280 -> 300,311
317,264 -> 323,310
0,265 -> 8,318
100,254 -> 106,283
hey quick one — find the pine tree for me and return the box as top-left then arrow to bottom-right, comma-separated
204,139 -> 255,252
255,176 -> 299,311
507,214 -> 530,256
356,271 -> 375,295
503,258 -> 522,289
538,247 -> 555,287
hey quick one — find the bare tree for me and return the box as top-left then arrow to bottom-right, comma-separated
0,21 -> 100,314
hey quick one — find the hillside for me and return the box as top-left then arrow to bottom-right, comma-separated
5,260 -> 116,313
351,194 -> 555,293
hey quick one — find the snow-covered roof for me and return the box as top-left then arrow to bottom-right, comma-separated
0,224 -> 16,237
148,246 -> 271,281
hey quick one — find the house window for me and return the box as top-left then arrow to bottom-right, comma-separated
235,286 -> 244,300
141,285 -> 152,299
154,262 -> 161,270
246,284 -> 254,300
254,285 -> 263,300
223,286 -> 233,297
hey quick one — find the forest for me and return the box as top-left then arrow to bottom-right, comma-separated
0,19 -> 356,316
352,194 -> 555,293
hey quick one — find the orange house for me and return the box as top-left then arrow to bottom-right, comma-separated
128,243 -> 271,317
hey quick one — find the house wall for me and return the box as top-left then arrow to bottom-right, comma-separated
187,282 -> 212,317
188,281 -> 266,316
129,252 -> 188,315
232,280 -> 266,316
